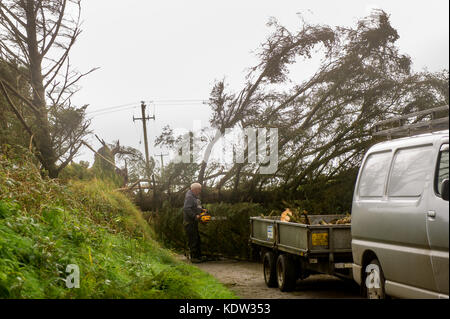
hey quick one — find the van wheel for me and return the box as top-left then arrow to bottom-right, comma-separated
276,254 -> 296,292
263,251 -> 278,288
364,259 -> 386,299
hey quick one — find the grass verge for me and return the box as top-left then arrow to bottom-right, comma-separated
0,148 -> 235,299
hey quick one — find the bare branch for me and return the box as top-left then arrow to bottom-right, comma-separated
0,77 -> 39,113
0,4 -> 28,39
41,0 -> 67,57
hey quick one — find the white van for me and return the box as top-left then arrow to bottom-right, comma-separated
351,108 -> 449,299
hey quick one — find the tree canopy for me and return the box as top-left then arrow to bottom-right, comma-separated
0,0 -> 96,177
155,10 -> 449,205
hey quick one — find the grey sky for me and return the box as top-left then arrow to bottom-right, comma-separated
70,0 -> 449,166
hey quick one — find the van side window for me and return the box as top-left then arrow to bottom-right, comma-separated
435,145 -> 449,195
387,145 -> 433,197
358,151 -> 391,197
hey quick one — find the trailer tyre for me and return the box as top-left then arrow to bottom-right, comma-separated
276,254 -> 296,292
263,252 -> 278,288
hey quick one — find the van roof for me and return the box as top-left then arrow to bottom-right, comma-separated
369,129 -> 449,153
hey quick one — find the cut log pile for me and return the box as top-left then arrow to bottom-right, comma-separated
261,208 -> 351,225
280,208 -> 310,224
317,214 -> 351,225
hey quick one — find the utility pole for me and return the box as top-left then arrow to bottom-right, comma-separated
133,101 -> 155,178
155,152 -> 169,173
133,101 -> 157,212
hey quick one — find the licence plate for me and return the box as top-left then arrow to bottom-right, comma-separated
312,232 -> 328,246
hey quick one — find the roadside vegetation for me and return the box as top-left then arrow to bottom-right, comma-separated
0,146 -> 235,298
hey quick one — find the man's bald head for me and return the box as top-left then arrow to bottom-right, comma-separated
190,182 -> 202,195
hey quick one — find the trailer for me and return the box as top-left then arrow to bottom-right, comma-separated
249,215 -> 353,292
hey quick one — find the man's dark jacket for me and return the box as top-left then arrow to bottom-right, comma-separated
183,190 -> 202,224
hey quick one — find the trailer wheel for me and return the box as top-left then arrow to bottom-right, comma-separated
263,251 -> 278,288
276,254 -> 296,292
364,259 -> 386,299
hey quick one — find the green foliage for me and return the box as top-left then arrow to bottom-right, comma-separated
152,169 -> 356,259
0,61 -> 31,149
0,149 -> 235,299
92,146 -> 115,173
59,158 -> 123,188
255,168 -> 359,214
90,146 -> 124,187
153,202 -> 269,259
58,161 -> 94,182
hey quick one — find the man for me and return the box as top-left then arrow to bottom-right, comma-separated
183,182 -> 204,263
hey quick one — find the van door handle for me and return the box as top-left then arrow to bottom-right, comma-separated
427,210 -> 436,218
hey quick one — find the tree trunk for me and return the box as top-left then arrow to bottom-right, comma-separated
25,0 -> 58,177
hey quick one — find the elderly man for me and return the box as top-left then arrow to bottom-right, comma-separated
183,182 -> 204,263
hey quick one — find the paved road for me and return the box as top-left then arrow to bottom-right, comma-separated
191,258 -> 362,299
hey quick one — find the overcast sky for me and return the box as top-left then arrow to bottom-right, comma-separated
69,0 -> 449,166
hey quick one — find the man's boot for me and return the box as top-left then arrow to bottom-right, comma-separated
191,257 -> 203,264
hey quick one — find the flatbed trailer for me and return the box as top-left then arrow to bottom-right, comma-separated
249,215 -> 353,291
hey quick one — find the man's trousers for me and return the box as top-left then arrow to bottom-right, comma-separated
184,221 -> 201,259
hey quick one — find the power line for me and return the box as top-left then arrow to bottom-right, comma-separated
86,99 -> 208,115
151,99 -> 208,104
88,106 -> 138,118
153,102 -> 207,105
86,102 -> 139,114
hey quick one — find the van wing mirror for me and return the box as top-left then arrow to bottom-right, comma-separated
442,179 -> 449,201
